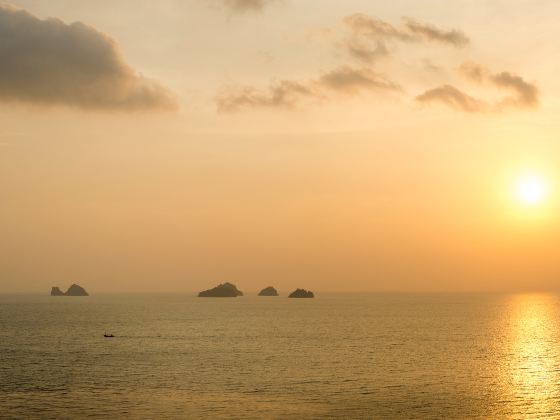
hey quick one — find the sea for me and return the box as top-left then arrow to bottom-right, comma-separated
1,293 -> 560,419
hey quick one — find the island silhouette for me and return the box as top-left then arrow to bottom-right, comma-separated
50,284 -> 89,296
288,289 -> 314,298
198,283 -> 243,297
258,286 -> 279,296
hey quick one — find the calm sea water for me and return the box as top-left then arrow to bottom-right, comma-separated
1,293 -> 560,419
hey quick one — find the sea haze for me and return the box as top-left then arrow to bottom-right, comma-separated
1,293 -> 560,418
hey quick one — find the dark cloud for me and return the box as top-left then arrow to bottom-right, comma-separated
342,14 -> 469,64
221,0 -> 278,13
417,63 -> 539,112
217,67 -> 400,112
0,4 -> 176,110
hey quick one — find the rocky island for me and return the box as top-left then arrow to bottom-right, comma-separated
288,289 -> 314,298
51,284 -> 89,296
198,282 -> 243,297
258,286 -> 279,296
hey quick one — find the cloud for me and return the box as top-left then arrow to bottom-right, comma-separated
404,18 -> 469,47
342,14 -> 469,63
344,38 -> 389,64
217,67 -> 400,112
0,3 -> 176,110
344,14 -> 413,42
221,0 -> 278,13
415,85 -> 488,113
459,62 -> 486,83
216,80 -> 315,112
492,71 -> 539,109
319,66 -> 401,94
417,63 -> 539,112
460,63 -> 539,109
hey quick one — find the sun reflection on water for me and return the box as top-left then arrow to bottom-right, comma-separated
506,294 -> 560,417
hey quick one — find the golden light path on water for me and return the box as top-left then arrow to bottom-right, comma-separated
506,294 -> 560,417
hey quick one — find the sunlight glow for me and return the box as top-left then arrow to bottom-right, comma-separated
516,173 -> 548,205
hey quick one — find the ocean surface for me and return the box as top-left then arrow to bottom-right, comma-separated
1,293 -> 560,419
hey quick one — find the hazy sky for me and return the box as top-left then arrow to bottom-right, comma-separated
1,0 -> 560,293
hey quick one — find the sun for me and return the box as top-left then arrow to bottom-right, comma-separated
515,173 -> 549,205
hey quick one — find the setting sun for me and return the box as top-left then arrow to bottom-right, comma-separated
516,173 -> 549,205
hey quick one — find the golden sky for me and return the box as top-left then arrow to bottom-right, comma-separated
1,0 -> 559,293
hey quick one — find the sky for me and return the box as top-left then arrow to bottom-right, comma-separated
1,0 -> 560,293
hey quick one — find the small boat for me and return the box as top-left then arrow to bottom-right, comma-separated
104,333 -> 115,338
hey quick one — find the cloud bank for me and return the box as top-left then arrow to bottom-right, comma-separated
215,11 -> 536,115
217,13 -> 468,112
0,4 -> 176,110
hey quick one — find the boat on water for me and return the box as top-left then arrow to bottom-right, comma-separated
104,333 -> 115,338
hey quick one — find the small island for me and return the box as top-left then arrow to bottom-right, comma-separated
51,284 -> 89,296
258,286 -> 279,296
198,282 -> 243,297
288,289 -> 314,298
